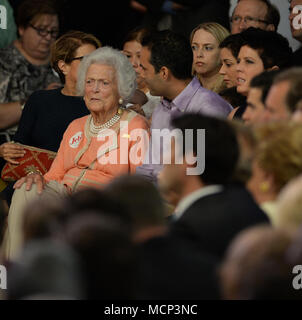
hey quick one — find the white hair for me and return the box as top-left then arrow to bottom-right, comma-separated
77,46 -> 137,104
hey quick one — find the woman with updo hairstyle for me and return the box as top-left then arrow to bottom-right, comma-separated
190,22 -> 230,94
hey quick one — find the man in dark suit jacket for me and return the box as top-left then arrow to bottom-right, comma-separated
158,113 -> 269,259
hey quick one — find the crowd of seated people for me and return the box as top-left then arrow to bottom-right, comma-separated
1,0 -> 302,300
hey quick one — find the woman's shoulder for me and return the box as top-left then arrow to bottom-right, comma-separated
0,44 -> 20,71
60,115 -> 89,143
124,109 -> 149,129
25,88 -> 63,110
67,115 -> 89,128
29,87 -> 63,99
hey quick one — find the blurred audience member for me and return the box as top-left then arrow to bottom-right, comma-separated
230,0 -> 280,34
0,0 -> 60,133
66,212 -> 136,299
230,120 -> 256,185
106,174 -> 220,299
220,225 -> 302,300
158,113 -> 268,259
265,67 -> 302,122
247,122 -> 302,224
6,239 -> 83,300
190,22 -> 229,94
275,175 -> 302,230
105,175 -> 166,242
242,70 -> 278,124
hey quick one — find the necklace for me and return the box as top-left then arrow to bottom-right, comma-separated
89,108 -> 123,135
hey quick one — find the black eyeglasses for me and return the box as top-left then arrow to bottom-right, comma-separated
29,24 -> 59,39
70,56 -> 84,61
230,16 -> 269,25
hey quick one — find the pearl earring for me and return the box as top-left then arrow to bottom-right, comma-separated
119,98 -> 123,105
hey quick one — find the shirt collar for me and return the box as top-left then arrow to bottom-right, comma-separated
161,77 -> 200,112
173,185 -> 224,220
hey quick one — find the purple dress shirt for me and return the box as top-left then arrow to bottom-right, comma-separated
136,77 -> 233,181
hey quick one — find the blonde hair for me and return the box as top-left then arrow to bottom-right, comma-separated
253,121 -> 302,193
190,22 -> 230,93
190,22 -> 230,46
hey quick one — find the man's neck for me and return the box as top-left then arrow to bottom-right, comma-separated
164,77 -> 192,101
179,176 -> 204,202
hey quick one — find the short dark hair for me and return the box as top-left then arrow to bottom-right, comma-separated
66,212 -> 136,299
273,67 -> 302,113
141,30 -> 193,80
63,188 -> 131,228
105,174 -> 165,231
219,33 -> 244,59
250,70 -> 280,104
240,27 -> 292,70
17,0 -> 59,29
171,114 -> 239,185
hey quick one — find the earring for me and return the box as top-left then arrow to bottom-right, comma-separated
260,181 -> 270,193
119,98 -> 123,105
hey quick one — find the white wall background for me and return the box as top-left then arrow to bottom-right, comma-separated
230,0 -> 300,51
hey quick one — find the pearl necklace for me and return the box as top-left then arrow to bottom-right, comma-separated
89,108 -> 123,135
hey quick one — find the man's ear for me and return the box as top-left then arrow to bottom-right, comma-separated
266,24 -> 275,32
160,66 -> 169,81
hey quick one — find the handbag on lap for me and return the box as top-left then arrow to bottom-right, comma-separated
1,143 -> 57,182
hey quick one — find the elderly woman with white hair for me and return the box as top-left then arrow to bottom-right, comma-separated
2,47 -> 150,261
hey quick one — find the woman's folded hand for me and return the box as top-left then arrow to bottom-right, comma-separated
0,142 -> 26,164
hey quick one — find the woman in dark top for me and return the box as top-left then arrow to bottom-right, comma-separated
14,88 -> 89,152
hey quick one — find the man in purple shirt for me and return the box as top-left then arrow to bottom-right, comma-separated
136,30 -> 232,181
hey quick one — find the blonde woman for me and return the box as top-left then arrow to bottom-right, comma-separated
190,22 -> 229,94
247,122 -> 302,225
